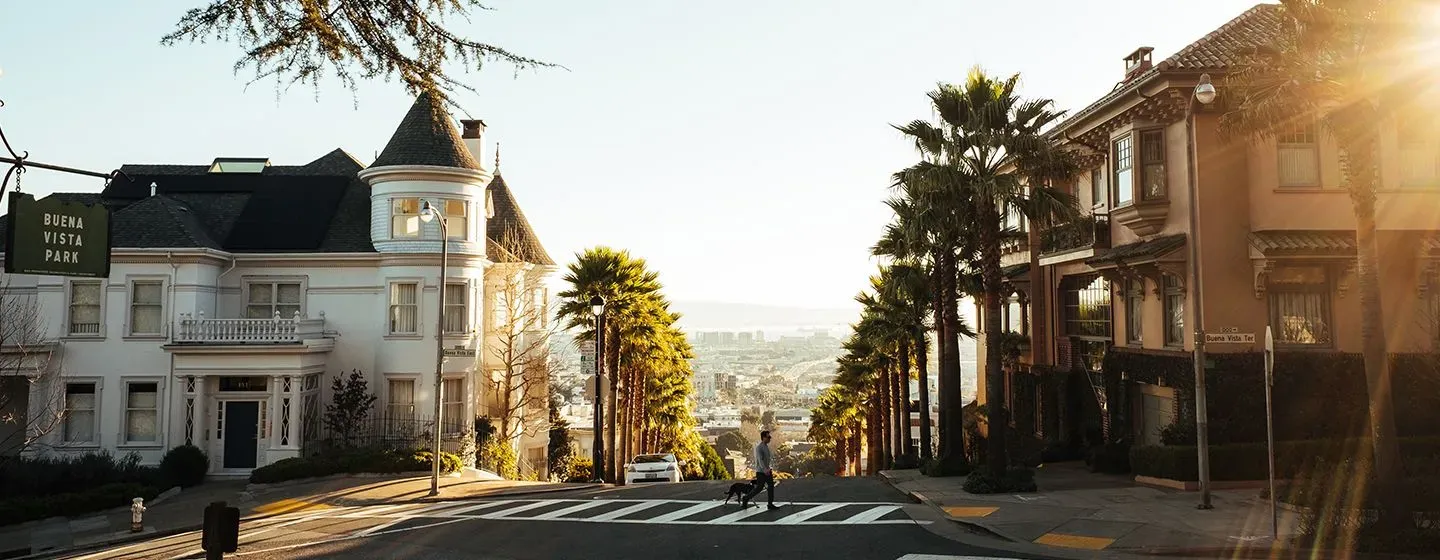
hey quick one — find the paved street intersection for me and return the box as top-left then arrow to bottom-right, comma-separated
52,479 -> 1059,560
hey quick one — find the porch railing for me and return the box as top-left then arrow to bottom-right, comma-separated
1039,214 -> 1111,256
172,310 -> 327,344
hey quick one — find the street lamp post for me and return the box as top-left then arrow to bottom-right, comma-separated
420,200 -> 449,497
1185,73 -> 1218,509
589,296 -> 606,484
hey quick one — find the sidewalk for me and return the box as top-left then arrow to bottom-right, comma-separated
0,472 -> 602,559
882,462 -> 1303,556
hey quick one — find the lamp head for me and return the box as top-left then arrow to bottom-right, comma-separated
1194,73 -> 1217,105
420,200 -> 436,223
589,295 -> 606,317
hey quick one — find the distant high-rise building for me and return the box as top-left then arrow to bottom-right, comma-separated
754,330 -> 765,343
719,331 -> 736,345
737,331 -> 754,345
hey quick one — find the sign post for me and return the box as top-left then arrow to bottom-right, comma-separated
4,192 -> 112,278
1263,326 -> 1277,540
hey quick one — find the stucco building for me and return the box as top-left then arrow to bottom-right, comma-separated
0,93 -> 556,476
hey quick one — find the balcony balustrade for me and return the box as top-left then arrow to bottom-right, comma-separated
173,310 -> 327,344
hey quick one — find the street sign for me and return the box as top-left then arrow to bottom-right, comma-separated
580,340 -> 596,377
442,347 -> 476,358
1204,332 -> 1255,344
4,192 -> 112,278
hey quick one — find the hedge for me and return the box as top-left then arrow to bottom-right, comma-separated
250,448 -> 463,484
1102,351 -> 1440,445
0,483 -> 162,527
1129,437 -> 1440,481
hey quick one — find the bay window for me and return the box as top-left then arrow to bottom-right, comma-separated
391,198 -> 421,238
1113,136 -> 1134,206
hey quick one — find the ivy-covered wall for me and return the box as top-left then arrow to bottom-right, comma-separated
1101,349 -> 1440,445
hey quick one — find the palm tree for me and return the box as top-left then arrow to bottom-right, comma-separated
875,178 -> 971,471
895,68 -> 1078,474
884,262 -> 936,461
556,247 -> 662,481
1220,0 -> 1424,523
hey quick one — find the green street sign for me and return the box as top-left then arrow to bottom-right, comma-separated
4,193 -> 112,278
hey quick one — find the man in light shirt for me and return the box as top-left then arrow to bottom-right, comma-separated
743,430 -> 778,509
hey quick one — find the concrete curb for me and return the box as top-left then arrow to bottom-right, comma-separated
14,482 -> 608,559
876,470 -> 1024,545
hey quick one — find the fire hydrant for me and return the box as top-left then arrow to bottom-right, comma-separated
130,497 -> 146,533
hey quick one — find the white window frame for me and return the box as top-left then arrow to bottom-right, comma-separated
1090,166 -> 1106,210
125,277 -> 168,338
60,379 -> 102,446
65,279 -> 106,338
120,377 -> 164,447
1113,134 -> 1135,207
387,279 -> 423,337
385,375 -> 419,420
443,280 -> 471,335
243,276 -> 308,319
391,197 -> 422,239
1125,278 -> 1144,345
1163,274 -> 1185,347
441,376 -> 466,435
441,199 -> 468,241
1277,124 -> 1322,188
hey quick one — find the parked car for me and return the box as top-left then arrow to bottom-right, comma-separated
624,453 -> 683,484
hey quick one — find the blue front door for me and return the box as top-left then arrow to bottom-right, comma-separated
223,401 -> 259,469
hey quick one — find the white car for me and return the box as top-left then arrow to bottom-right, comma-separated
624,453 -> 684,484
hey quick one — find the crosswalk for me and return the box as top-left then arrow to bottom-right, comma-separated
270,498 -> 924,527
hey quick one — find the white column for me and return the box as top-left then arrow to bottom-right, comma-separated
287,376 -> 301,449
271,377 -> 283,449
192,377 -> 207,447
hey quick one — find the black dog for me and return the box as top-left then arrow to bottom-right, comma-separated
723,482 -> 755,506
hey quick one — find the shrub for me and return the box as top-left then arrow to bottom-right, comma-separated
160,445 -> 210,488
921,456 -> 972,477
479,439 -> 518,480
0,451 -> 151,499
249,447 -> 461,484
963,466 -> 1037,494
565,458 -> 593,483
0,483 -> 162,526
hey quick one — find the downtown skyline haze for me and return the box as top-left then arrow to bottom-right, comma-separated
0,0 -> 1259,309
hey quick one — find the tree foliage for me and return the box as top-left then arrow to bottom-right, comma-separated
324,369 -> 377,448
162,0 -> 558,105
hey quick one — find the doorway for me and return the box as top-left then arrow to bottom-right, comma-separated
222,401 -> 260,469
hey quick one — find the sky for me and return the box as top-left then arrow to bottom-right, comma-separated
0,0 -> 1262,310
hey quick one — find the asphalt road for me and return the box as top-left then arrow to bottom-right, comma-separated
56,478 -> 1059,560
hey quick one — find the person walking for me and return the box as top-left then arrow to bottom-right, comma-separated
743,431 -> 778,509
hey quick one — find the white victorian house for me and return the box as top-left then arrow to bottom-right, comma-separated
0,93 -> 556,476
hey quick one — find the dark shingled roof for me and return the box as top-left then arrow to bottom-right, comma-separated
111,195 -> 223,250
371,92 -> 482,171
1002,263 -> 1030,280
486,173 -> 554,266
1052,4 -> 1283,136
1086,234 -> 1187,267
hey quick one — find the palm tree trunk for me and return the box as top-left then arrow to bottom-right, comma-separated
980,214 -> 1009,474
606,326 -> 621,482
851,428 -> 862,476
621,367 -> 634,462
914,329 -> 933,462
940,250 -> 967,471
1344,139 -> 1405,527
878,372 -> 892,470
898,338 -> 913,461
932,252 -> 951,463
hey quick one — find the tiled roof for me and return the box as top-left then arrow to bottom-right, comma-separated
1003,263 -> 1030,280
1249,231 -> 1356,255
371,92 -> 483,171
1052,4 -> 1283,136
1086,234 -> 1187,266
486,173 -> 554,266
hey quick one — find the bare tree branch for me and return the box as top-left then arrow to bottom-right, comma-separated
484,232 -> 557,445
0,275 -> 66,462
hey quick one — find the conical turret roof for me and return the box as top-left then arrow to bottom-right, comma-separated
372,92 -> 483,170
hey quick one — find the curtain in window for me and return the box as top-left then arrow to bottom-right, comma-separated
70,283 -> 102,335
1165,292 -> 1184,345
390,284 -> 419,334
444,284 -> 468,333
125,383 -> 159,442
130,282 -> 164,334
442,378 -> 464,432
388,380 -> 415,420
64,384 -> 96,442
246,283 -> 273,318
1270,291 -> 1331,344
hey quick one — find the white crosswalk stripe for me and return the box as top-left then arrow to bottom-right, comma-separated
267,498 -> 928,528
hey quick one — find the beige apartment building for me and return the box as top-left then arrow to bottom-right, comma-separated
976,3 -> 1440,460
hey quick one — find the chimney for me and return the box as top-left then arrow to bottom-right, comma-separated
460,119 -> 486,171
1123,47 -> 1155,81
